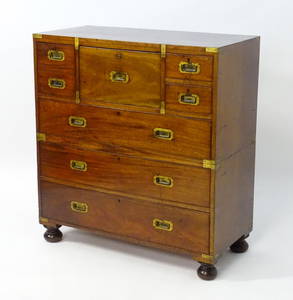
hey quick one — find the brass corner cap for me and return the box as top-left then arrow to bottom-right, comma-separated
33,33 -> 42,39
205,47 -> 218,53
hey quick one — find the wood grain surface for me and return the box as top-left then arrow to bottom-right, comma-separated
39,143 -> 211,207
41,181 -> 210,253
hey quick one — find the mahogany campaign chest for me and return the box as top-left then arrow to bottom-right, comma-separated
33,26 -> 260,280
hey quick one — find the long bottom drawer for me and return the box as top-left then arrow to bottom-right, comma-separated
40,181 -> 210,253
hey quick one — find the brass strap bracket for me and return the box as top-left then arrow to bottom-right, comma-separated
74,37 -> 79,50
205,47 -> 218,53
75,91 -> 80,104
161,44 -> 166,58
37,132 -> 46,142
203,159 -> 216,170
160,101 -> 166,115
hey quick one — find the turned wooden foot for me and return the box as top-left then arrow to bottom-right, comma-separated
230,234 -> 249,253
43,225 -> 63,243
197,263 -> 217,280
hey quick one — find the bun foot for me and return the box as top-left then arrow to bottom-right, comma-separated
43,225 -> 63,243
230,235 -> 249,253
197,263 -> 217,280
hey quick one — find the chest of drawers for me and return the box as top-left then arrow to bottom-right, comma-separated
33,26 -> 260,280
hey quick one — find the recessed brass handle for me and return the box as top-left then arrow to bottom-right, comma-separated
153,218 -> 173,231
153,128 -> 174,140
153,175 -> 174,188
71,201 -> 88,213
178,93 -> 200,105
69,116 -> 87,127
48,50 -> 65,61
109,71 -> 129,83
48,78 -> 66,89
70,160 -> 87,172
179,61 -> 200,74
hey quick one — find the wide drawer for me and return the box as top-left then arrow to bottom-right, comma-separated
80,47 -> 161,108
36,42 -> 75,69
40,181 -> 210,253
166,53 -> 213,81
166,84 -> 212,117
38,100 -> 211,160
39,143 -> 210,207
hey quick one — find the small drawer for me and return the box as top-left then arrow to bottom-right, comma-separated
39,143 -> 210,208
36,42 -> 75,68
41,181 -> 210,253
166,54 -> 213,81
37,68 -> 75,101
166,84 -> 212,117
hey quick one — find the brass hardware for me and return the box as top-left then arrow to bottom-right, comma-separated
109,71 -> 129,83
178,93 -> 200,105
153,218 -> 173,231
48,78 -> 66,89
161,44 -> 166,58
160,101 -> 166,114
74,37 -> 79,50
203,159 -> 216,170
179,61 -> 200,74
37,133 -> 46,142
47,50 -> 65,61
153,175 -> 174,188
69,116 -> 86,127
153,128 -> 174,140
33,33 -> 42,39
205,47 -> 218,53
40,217 -> 49,223
70,160 -> 87,172
75,91 -> 80,104
71,201 -> 88,213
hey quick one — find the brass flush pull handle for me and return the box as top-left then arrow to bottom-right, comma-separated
109,71 -> 129,83
153,128 -> 174,140
179,61 -> 200,74
70,160 -> 87,172
71,201 -> 88,213
153,175 -> 174,188
69,116 -> 87,127
153,218 -> 173,231
48,78 -> 66,89
48,50 -> 65,61
178,93 -> 200,105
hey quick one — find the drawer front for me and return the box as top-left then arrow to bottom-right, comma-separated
36,42 -> 75,68
39,100 -> 211,160
41,181 -> 210,253
80,47 -> 161,108
166,54 -> 213,81
166,84 -> 212,116
37,68 -> 75,100
39,143 -> 210,207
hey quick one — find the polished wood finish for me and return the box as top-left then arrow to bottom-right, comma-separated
230,235 -> 249,253
213,38 -> 260,256
33,26 -> 260,280
80,47 -> 161,108
39,143 -> 210,207
43,225 -> 63,242
41,181 -> 210,253
197,263 -> 217,280
38,99 -> 211,161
